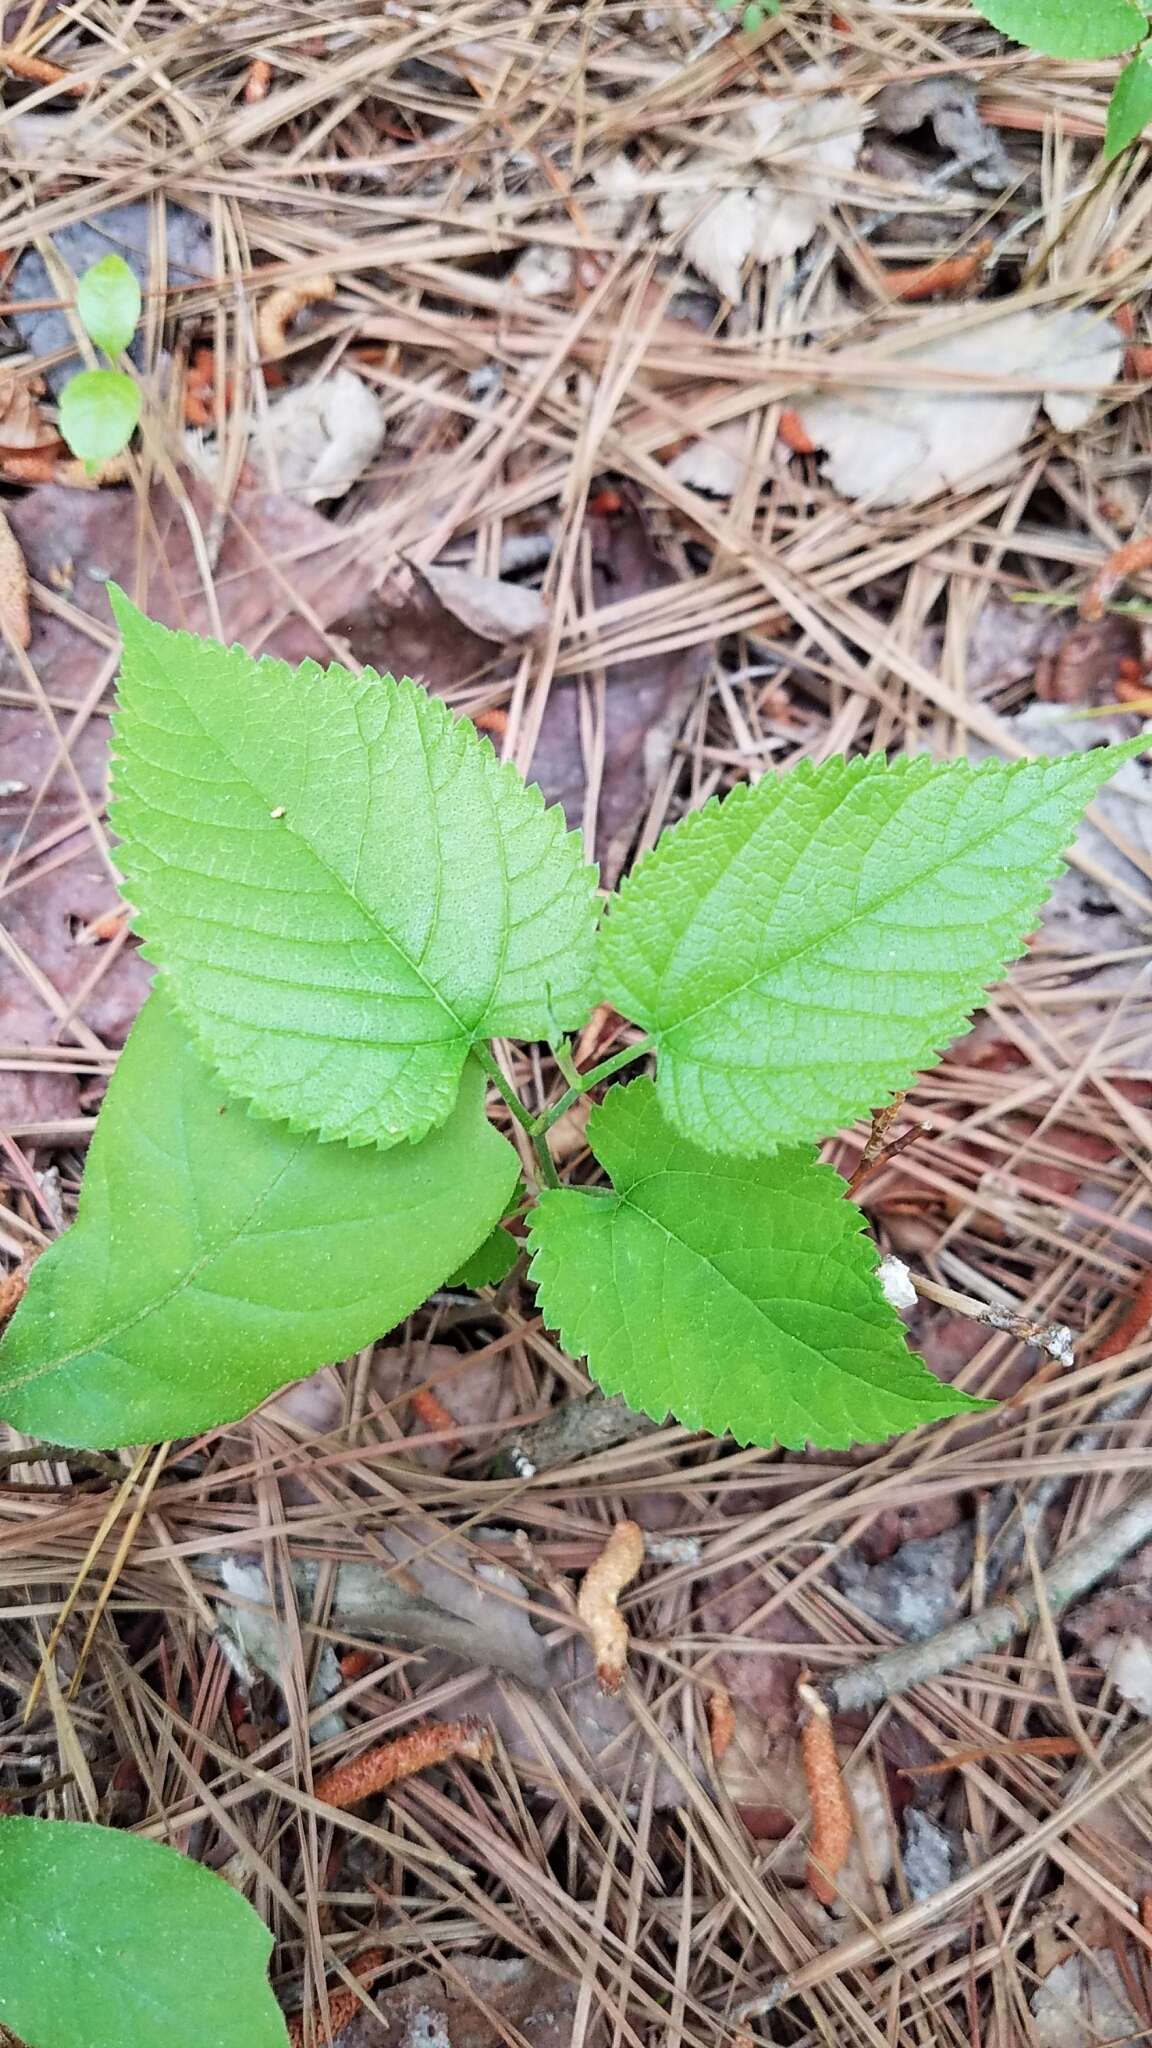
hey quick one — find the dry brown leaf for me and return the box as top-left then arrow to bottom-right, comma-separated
659,80 -> 863,303
1030,1951 -> 1146,2047
246,367 -> 386,503
0,506 -> 31,648
798,308 -> 1122,506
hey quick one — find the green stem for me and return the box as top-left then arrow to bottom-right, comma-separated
475,1042 -> 561,1190
533,1036 -> 655,1135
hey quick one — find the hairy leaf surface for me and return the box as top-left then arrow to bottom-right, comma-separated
0,995 -> 518,1448
529,1081 -> 985,1448
0,1817 -> 288,2048
110,595 -> 598,1147
598,747 -> 1141,1154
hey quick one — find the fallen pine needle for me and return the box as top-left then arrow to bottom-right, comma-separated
579,1519 -> 645,1692
0,44 -> 87,92
312,1718 -> 491,1808
287,1948 -> 385,2048
257,273 -> 336,360
1081,535 -> 1152,621
797,1677 -> 852,1906
900,1735 -> 1081,1774
0,505 -> 30,647
707,1685 -> 736,1763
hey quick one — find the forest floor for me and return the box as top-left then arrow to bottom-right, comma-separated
2,4 -> 1152,2045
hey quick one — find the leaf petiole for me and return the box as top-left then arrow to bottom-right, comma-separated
474,1042 -> 562,1190
533,1037 -> 656,1135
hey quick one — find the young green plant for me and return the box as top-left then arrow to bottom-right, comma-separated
0,596 -> 1142,1456
58,252 -> 142,470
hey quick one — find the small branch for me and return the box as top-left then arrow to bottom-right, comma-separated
879,1255 -> 1074,1368
489,1391 -> 658,1478
822,1471 -> 1152,1715
847,1103 -> 930,1199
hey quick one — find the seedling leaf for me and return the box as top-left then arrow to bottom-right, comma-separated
58,369 -> 140,466
598,746 -> 1143,1155
977,0 -> 1147,57
76,253 -> 142,357
528,1080 -> 987,1449
1106,51 -> 1152,156
0,993 -> 518,1448
0,1816 -> 289,2048
109,595 -> 599,1148
447,1224 -> 519,1289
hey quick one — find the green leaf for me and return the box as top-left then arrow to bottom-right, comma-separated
76,253 -> 141,356
58,369 -> 140,466
0,993 -> 518,1448
977,0 -> 1147,58
109,595 -> 598,1149
0,1817 -> 288,2048
528,1080 -> 986,1449
1106,51 -> 1152,156
598,746 -> 1142,1156
447,1224 -> 519,1289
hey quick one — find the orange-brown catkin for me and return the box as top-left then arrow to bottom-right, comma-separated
797,1679 -> 853,1906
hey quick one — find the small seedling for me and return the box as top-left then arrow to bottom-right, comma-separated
0,596 -> 1143,1455
58,252 -> 142,470
717,0 -> 781,30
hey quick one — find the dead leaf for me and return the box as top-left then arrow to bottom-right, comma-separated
315,1956 -> 600,2048
1030,1951 -> 1147,2048
659,79 -> 863,303
798,308 -> 1122,506
1035,611 -> 1145,704
526,491 -> 713,882
335,561 -> 526,689
0,479 -> 349,1129
873,75 -> 1014,191
248,367 -> 386,503
0,371 -> 60,462
0,507 -> 31,648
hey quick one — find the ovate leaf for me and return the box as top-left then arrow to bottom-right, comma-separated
528,1080 -> 985,1448
58,370 -> 140,466
1106,52 -> 1152,157
978,0 -> 1147,58
447,1225 -> 519,1290
0,1817 -> 288,2048
109,595 -> 598,1148
0,993 -> 518,1448
76,253 -> 142,356
598,747 -> 1142,1155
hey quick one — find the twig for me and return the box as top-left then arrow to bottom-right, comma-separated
879,1256 -> 1074,1368
797,1677 -> 853,1905
822,1471 -> 1152,1715
313,1718 -> 491,1809
578,1520 -> 645,1692
489,1391 -> 658,1478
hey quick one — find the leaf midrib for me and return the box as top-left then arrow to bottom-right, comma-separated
645,763 -> 1071,1042
0,1149 -> 304,1392
138,658 -> 503,1045
614,1172 -> 920,1408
